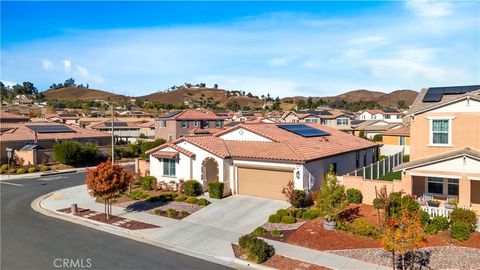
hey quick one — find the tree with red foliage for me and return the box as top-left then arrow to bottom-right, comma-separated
85,158 -> 132,219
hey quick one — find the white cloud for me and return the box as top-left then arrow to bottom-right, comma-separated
406,0 -> 453,18
2,81 -> 16,87
63,59 -> 71,72
268,56 -> 295,67
41,59 -> 54,70
76,65 -> 105,84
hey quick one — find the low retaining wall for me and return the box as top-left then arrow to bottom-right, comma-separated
135,158 -> 150,176
339,175 -> 403,205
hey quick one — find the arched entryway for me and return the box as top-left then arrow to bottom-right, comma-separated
202,157 -> 219,190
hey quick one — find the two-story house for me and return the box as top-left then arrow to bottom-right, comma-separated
358,109 -> 404,123
282,110 -> 354,131
155,110 -> 228,141
394,85 -> 480,211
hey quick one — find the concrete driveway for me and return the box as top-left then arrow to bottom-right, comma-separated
184,195 -> 289,234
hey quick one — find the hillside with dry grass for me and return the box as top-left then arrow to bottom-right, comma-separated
42,87 -> 128,103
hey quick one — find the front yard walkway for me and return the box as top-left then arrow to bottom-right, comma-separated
40,185 -> 388,269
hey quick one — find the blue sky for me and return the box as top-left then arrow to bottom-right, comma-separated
1,1 -> 479,97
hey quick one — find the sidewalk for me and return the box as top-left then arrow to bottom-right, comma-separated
35,184 -> 389,270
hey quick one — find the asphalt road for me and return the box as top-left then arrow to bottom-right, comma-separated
0,172 -> 233,270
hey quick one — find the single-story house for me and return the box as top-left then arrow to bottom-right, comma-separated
146,123 -> 379,200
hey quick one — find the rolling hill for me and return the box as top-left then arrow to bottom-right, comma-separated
42,87 -> 128,103
42,87 -> 418,109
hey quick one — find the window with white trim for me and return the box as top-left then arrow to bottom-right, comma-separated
305,118 -> 318,123
448,178 -> 459,196
427,177 -> 443,194
399,136 -> 406,145
216,120 -> 222,128
162,158 -> 176,176
194,121 -> 199,127
336,118 -> 348,126
181,120 -> 188,128
431,119 -> 449,145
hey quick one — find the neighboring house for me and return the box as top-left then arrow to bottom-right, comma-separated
380,125 -> 410,155
57,113 -> 80,125
394,85 -> 480,211
0,122 -> 110,164
351,120 -> 403,139
358,109 -> 404,123
155,110 -> 229,141
0,111 -> 30,132
146,123 -> 379,200
282,110 -> 353,131
88,119 -> 155,142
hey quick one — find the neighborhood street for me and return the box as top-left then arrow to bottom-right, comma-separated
0,172 -> 232,270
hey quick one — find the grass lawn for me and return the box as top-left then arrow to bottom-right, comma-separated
378,171 -> 402,181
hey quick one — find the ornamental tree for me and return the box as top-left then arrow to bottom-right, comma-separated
85,159 -> 132,219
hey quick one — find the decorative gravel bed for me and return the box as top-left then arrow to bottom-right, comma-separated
149,201 -> 203,214
262,221 -> 306,231
328,246 -> 480,270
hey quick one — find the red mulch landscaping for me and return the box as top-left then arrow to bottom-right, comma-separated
232,244 -> 331,270
286,217 -> 382,250
57,207 -> 159,230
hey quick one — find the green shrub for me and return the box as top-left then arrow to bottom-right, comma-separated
146,193 -> 173,202
80,142 -> 99,161
185,197 -> 198,204
9,168 -> 16,174
139,139 -> 166,159
271,229 -> 281,237
1,164 -> 8,170
424,223 -> 438,235
0,168 -> 5,174
167,209 -> 176,218
175,195 -> 187,202
419,210 -> 430,227
239,234 -> 255,249
276,209 -> 288,218
208,182 -> 224,199
450,221 -> 471,241
387,193 -> 419,218
153,209 -> 162,215
196,198 -> 210,206
16,168 -> 26,174
302,209 -> 322,220
39,165 -> 49,172
179,210 -> 189,218
252,226 -> 266,236
129,190 -> 148,200
292,190 -> 306,208
280,215 -> 296,224
246,238 -> 275,263
346,188 -> 363,204
403,154 -> 410,162
139,176 -> 157,191
295,209 -> 304,219
316,169 -> 346,221
53,141 -> 82,165
268,214 -> 281,223
348,219 -> 379,239
450,208 -> 478,232
431,216 -> 449,231
373,198 -> 384,209
379,155 -> 388,160
184,180 -> 202,196
28,166 -> 36,173
373,134 -> 382,142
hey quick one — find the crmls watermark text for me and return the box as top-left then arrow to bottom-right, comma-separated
53,258 -> 92,268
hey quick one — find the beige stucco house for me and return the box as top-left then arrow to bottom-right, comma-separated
147,123 -> 379,200
394,86 -> 480,211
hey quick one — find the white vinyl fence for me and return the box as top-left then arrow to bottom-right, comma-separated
347,151 -> 404,180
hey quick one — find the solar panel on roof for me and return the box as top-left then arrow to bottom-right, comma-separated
278,124 -> 330,137
423,85 -> 480,102
159,111 -> 182,118
319,110 -> 332,115
105,122 -> 128,127
26,125 -> 75,133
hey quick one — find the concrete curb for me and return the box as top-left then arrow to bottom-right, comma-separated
31,192 -> 268,270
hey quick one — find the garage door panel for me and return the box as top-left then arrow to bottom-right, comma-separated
238,167 -> 293,200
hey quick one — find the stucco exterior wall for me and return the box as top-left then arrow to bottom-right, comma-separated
340,175 -> 402,205
219,128 -> 272,142
409,100 -> 480,160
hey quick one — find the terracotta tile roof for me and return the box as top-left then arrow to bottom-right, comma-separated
394,147 -> 480,171
88,119 -> 154,129
158,110 -> 228,121
0,111 -> 30,122
152,151 -> 178,159
0,123 -> 110,142
164,123 -> 378,163
352,120 -> 402,131
382,126 -> 410,136
146,143 -> 195,158
192,128 -> 224,134
365,109 -> 402,115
